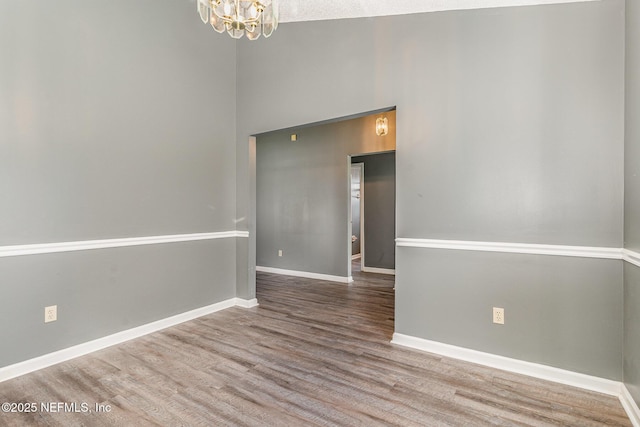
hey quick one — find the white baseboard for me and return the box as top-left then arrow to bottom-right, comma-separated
234,298 -> 259,308
391,333 -> 640,425
621,385 -> 640,427
256,266 -> 351,283
391,333 -> 621,396
351,254 -> 361,260
0,297 -> 255,383
362,266 -> 395,275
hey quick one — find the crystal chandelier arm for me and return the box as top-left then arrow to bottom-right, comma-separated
245,2 -> 265,25
209,0 -> 228,21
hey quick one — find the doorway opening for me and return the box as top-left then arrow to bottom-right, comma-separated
252,107 -> 396,287
348,151 -> 396,279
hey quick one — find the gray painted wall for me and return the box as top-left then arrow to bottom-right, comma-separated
624,263 -> 640,404
352,153 -> 396,270
256,113 -> 395,278
0,1 -> 237,243
0,240 -> 236,367
0,1 -> 238,367
238,1 -> 625,378
627,0 -> 640,254
625,0 -> 640,406
397,248 -> 623,379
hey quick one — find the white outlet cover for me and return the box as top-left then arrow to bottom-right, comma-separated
45,305 -> 57,323
493,307 -> 504,325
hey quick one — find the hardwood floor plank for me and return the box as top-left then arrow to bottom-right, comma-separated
0,263 -> 631,426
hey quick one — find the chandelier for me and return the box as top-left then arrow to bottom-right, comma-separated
197,0 -> 278,40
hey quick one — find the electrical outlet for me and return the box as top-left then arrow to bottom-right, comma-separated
278,249 -> 283,257
45,305 -> 57,323
493,307 -> 504,325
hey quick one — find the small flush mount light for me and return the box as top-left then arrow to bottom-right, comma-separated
376,117 -> 388,136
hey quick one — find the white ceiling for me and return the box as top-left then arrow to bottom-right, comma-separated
279,0 -> 597,23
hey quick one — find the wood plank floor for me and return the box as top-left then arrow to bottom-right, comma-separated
0,264 -> 632,426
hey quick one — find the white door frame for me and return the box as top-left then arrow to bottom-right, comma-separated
349,162 -> 365,275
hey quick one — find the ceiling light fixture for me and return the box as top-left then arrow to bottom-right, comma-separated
376,117 -> 388,136
197,0 -> 278,40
